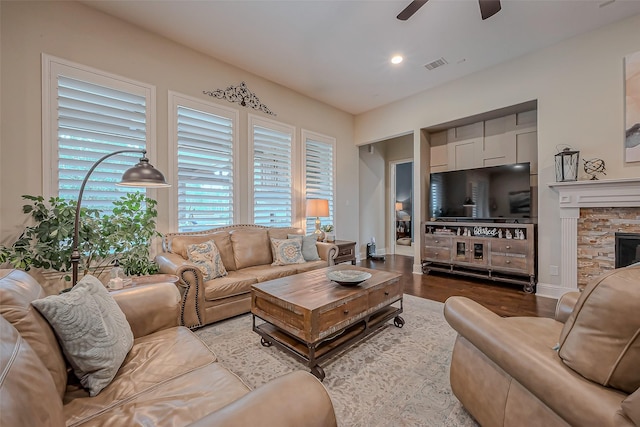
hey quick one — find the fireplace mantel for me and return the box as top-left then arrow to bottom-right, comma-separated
548,178 -> 640,296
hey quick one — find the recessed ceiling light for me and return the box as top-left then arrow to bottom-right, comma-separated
391,55 -> 403,65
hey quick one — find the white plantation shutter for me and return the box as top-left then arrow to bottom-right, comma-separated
45,57 -> 154,213
305,138 -> 334,234
177,105 -> 234,232
252,124 -> 293,226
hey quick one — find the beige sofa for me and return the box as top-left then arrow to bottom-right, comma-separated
156,225 -> 339,329
0,269 -> 337,427
444,265 -> 640,427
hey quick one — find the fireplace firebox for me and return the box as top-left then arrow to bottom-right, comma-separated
615,232 -> 640,268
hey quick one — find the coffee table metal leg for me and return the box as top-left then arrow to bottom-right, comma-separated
310,364 -> 326,381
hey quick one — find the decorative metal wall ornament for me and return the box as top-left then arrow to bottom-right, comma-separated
203,81 -> 276,116
583,158 -> 606,180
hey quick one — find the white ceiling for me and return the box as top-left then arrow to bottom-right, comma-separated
83,0 -> 640,115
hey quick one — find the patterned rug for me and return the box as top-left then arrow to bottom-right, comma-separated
195,294 -> 478,427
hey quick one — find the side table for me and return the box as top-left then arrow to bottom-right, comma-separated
333,240 -> 357,265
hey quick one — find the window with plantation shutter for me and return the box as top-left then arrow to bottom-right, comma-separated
170,93 -> 237,232
43,55 -> 155,213
250,116 -> 295,226
303,131 -> 335,235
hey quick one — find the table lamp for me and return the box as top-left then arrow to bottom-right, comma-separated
306,199 -> 329,241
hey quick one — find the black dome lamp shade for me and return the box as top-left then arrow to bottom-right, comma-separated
118,156 -> 170,188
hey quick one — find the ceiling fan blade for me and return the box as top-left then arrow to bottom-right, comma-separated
397,0 -> 429,21
478,0 -> 501,20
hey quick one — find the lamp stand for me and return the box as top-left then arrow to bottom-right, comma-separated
313,217 -> 325,241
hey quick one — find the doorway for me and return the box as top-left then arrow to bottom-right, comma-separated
390,160 -> 413,257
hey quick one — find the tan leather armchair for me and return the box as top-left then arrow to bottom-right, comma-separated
444,265 -> 640,427
0,269 -> 337,427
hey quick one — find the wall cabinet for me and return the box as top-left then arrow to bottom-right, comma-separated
422,221 -> 536,292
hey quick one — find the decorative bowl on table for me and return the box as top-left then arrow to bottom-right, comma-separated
327,270 -> 372,286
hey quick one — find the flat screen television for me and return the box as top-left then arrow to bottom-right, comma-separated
430,162 -> 532,221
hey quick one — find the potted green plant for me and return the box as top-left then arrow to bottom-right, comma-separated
0,192 -> 161,282
321,224 -> 335,242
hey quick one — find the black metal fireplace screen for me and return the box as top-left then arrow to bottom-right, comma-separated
615,232 -> 640,268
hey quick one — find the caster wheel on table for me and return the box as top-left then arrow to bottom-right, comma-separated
393,316 -> 405,328
310,365 -> 325,381
260,337 -> 272,347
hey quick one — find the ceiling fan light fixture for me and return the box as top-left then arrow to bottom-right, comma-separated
391,55 -> 404,65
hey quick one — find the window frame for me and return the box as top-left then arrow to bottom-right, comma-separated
302,129 -> 336,235
41,54 -> 157,202
167,91 -> 240,233
248,114 -> 298,227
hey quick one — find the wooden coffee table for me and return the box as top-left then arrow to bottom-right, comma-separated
251,265 -> 404,380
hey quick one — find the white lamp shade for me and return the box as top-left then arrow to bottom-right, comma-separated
306,199 -> 329,217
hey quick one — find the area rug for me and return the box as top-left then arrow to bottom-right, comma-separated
195,294 -> 478,427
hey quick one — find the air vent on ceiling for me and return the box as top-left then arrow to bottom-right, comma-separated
424,57 -> 448,71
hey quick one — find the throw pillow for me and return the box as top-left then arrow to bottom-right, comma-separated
31,275 -> 134,396
271,237 -> 306,266
288,234 -> 321,261
186,240 -> 228,280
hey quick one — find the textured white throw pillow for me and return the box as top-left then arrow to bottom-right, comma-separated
31,275 -> 133,396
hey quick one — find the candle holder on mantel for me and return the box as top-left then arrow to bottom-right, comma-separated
554,147 -> 580,182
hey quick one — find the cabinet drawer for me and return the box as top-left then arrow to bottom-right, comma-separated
423,247 -> 451,262
369,280 -> 402,308
491,254 -> 528,272
424,235 -> 452,248
491,240 -> 528,254
318,294 -> 368,333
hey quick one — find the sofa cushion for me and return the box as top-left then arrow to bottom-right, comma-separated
187,240 -> 228,280
288,234 -> 321,261
240,264 -> 300,282
0,316 -> 66,427
296,260 -> 328,274
0,269 -> 68,398
63,327 -> 250,426
32,275 -> 134,396
558,265 -> 640,393
230,228 -> 272,269
203,272 -> 258,301
170,231 -> 237,272
268,227 -> 303,240
271,238 -> 306,266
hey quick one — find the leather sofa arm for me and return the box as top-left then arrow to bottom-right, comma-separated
444,296 -> 628,427
555,291 -> 581,323
111,282 -> 180,338
187,371 -> 337,427
316,242 -> 339,265
155,253 -> 206,329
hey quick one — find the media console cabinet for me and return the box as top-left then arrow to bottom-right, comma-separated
421,221 -> 536,293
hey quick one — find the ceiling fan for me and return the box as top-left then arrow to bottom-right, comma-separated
397,0 -> 502,21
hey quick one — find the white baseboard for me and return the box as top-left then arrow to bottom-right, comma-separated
535,282 -> 576,299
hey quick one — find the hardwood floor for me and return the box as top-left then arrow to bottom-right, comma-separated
359,254 -> 557,318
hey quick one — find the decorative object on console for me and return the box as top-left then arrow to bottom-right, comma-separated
307,199 -> 330,241
321,224 -> 335,242
625,50 -> 640,162
583,158 -> 606,180
554,147 -> 580,182
203,81 -> 276,116
69,149 -> 170,286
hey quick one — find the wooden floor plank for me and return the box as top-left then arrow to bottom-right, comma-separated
358,255 -> 557,318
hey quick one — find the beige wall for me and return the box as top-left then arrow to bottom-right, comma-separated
355,13 -> 640,296
0,2 -> 357,247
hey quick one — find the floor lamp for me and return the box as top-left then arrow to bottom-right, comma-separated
306,198 -> 329,241
70,149 -> 170,286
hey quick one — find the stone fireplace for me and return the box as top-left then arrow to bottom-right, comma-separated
549,178 -> 640,295
577,208 -> 640,288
